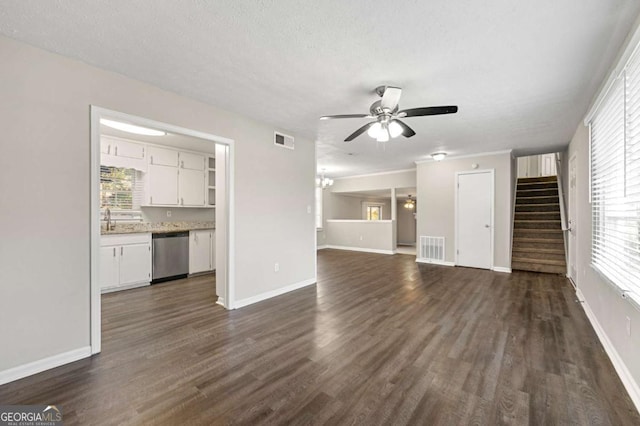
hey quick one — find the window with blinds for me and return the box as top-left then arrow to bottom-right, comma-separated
100,166 -> 144,216
590,49 -> 640,306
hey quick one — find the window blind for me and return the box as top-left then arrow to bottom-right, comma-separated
591,50 -> 640,306
100,166 -> 144,213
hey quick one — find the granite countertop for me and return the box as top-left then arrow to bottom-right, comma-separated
101,221 -> 215,235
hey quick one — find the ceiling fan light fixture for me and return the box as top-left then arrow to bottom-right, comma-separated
404,195 -> 415,209
388,121 -> 403,138
431,152 -> 447,161
377,127 -> 390,142
367,122 -> 382,138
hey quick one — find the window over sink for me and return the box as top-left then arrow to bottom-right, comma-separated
100,165 -> 144,221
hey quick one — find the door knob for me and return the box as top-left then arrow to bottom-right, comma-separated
484,224 -> 490,228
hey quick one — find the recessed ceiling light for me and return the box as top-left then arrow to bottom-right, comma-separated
100,118 -> 166,136
431,152 -> 447,161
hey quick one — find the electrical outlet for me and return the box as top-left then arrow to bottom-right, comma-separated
166,210 -> 172,218
274,263 -> 279,272
626,317 -> 631,337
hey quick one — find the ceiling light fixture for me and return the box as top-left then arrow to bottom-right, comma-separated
404,195 -> 415,209
367,122 -> 382,138
317,169 -> 334,189
377,123 -> 390,142
100,118 -> 166,136
431,152 -> 447,161
388,121 -> 403,138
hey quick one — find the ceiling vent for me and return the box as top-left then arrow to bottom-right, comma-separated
274,132 -> 294,150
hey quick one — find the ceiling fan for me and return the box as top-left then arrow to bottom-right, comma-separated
320,86 -> 457,142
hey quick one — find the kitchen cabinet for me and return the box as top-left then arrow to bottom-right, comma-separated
145,147 -> 207,207
100,233 -> 152,292
148,146 -> 178,167
147,164 -> 179,205
101,136 -> 146,171
189,229 -> 215,274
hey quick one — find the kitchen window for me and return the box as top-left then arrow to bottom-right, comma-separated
100,166 -> 144,220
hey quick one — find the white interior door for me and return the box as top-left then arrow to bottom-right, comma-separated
540,153 -> 557,176
457,171 -> 493,269
568,154 -> 577,281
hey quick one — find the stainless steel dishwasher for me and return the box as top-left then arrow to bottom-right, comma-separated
152,231 -> 189,283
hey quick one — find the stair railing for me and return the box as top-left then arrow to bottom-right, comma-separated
556,152 -> 570,277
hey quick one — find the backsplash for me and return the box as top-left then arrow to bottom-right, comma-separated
141,207 -> 215,223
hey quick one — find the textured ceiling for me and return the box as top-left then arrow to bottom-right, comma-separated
1,1 -> 639,177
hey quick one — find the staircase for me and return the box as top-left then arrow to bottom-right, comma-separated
512,176 -> 566,274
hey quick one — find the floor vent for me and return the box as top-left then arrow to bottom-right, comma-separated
419,236 -> 445,262
274,132 -> 294,149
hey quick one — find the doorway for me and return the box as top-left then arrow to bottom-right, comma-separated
568,153 -> 577,283
456,170 -> 494,269
89,107 -> 235,355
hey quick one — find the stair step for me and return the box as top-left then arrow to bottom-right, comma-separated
516,195 -> 559,204
514,220 -> 562,230
517,188 -> 558,197
512,260 -> 566,274
515,212 -> 561,221
512,248 -> 566,261
513,237 -> 564,250
518,176 -> 558,183
514,229 -> 563,239
517,181 -> 558,190
515,203 -> 560,212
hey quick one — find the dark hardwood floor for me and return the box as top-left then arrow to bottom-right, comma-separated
1,250 -> 638,425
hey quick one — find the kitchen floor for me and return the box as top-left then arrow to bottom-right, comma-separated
0,251 -> 638,424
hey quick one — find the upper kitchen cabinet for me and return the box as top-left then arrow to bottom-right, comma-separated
144,146 -> 209,208
148,146 -> 178,167
101,136 -> 146,171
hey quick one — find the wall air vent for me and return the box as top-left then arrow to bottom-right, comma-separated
419,236 -> 445,263
274,132 -> 294,150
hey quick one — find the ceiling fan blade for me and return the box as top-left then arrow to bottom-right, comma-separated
398,106 -> 458,118
320,114 -> 371,120
344,121 -> 376,142
381,87 -> 402,111
393,119 -> 416,138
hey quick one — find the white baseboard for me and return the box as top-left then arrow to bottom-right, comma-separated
0,346 -> 91,386
101,281 -> 149,293
233,277 -> 317,309
576,289 -> 640,412
216,297 -> 225,307
416,258 -> 456,267
325,245 -> 395,255
492,266 -> 512,273
317,245 -> 329,250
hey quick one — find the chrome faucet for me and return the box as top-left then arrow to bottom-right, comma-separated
104,208 -> 114,231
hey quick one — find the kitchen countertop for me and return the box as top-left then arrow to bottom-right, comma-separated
101,221 -> 215,235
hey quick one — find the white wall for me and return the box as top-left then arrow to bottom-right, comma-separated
331,169 -> 416,193
0,36 -> 315,373
416,153 -> 513,269
325,221 -> 395,253
565,123 -> 640,405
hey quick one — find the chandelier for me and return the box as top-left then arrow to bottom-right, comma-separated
404,195 -> 415,209
317,170 -> 333,189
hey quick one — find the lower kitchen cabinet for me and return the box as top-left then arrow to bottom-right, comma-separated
189,229 -> 215,274
100,233 -> 152,292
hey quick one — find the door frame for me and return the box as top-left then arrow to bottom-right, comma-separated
454,169 -> 495,269
90,106 -> 236,355
568,152 -> 577,284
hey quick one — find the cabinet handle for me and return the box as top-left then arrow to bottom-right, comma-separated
108,144 -> 111,155
150,196 -> 153,204
181,198 -> 184,205
181,160 -> 184,168
113,247 -> 116,257
150,155 -> 153,165
120,247 -> 123,256
115,146 -> 118,156
194,233 -> 197,243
